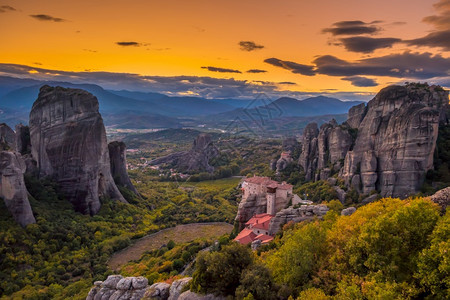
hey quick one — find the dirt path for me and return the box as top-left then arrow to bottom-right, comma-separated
108,222 -> 233,271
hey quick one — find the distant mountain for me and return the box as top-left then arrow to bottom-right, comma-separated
0,78 -> 237,118
207,96 -> 363,122
102,112 -> 181,129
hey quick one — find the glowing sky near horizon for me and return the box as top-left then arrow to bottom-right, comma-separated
0,0 -> 449,98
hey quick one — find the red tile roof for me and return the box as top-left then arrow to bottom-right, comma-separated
255,234 -> 274,244
277,183 -> 293,190
245,213 -> 273,231
234,228 -> 256,245
244,176 -> 277,185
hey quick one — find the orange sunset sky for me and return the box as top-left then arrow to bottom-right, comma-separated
1,0 -> 449,100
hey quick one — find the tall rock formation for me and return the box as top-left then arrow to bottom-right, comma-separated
108,141 -> 139,195
15,124 -> 31,155
0,123 -> 16,151
149,133 -> 219,173
0,151 -> 36,227
29,85 -> 127,215
299,83 -> 449,198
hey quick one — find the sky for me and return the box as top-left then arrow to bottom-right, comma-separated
0,0 -> 449,100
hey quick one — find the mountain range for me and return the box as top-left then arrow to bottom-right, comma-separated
0,76 -> 363,130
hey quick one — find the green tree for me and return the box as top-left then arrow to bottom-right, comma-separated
191,243 -> 253,296
236,263 -> 278,300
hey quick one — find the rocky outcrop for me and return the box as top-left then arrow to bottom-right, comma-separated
430,187 -> 450,213
0,123 -> 16,151
15,124 -> 31,155
271,137 -> 300,173
29,86 -> 126,215
87,276 -> 196,300
340,84 -> 448,198
235,194 -> 268,227
87,275 -> 149,300
109,141 -> 139,195
298,123 -> 319,181
299,84 -> 449,198
149,134 -> 219,173
341,207 -> 356,216
268,204 -> 329,235
0,151 -> 35,226
299,120 -> 353,181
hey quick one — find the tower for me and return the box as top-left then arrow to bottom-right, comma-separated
266,185 -> 277,215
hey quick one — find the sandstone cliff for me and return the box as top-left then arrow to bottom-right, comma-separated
0,123 -> 16,151
299,84 -> 449,198
109,141 -> 139,195
29,85 -> 127,215
149,133 -> 219,173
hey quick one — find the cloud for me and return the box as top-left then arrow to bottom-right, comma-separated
29,14 -> 66,22
0,63 -> 378,101
278,82 -> 296,85
264,58 -> 316,76
339,37 -> 401,53
406,30 -> 450,51
342,76 -> 378,87
201,66 -> 242,73
246,69 -> 267,73
239,41 -> 264,51
0,5 -> 15,13
322,20 -> 381,36
116,41 -> 143,47
314,51 -> 450,79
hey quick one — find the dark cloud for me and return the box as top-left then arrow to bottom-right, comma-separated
433,0 -> 450,10
239,41 -> 264,51
406,30 -> 450,51
314,52 -> 450,79
322,20 -> 381,36
201,66 -> 242,73
116,42 -> 142,47
339,37 -> 402,53
264,58 -> 316,76
342,76 -> 378,87
246,69 -> 267,73
0,5 -> 15,13
0,63 -> 377,101
29,14 -> 66,22
278,82 -> 296,85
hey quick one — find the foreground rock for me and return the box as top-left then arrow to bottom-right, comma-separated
430,187 -> 450,213
87,276 -> 199,300
29,86 -> 127,215
299,84 -> 449,198
109,141 -> 139,195
0,151 -> 35,226
149,133 -> 219,173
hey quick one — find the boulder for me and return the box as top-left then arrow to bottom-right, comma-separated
102,275 -> 124,289
145,282 -> 170,300
116,277 -> 133,290
108,141 -> 138,195
132,277 -> 148,290
361,194 -> 378,205
29,86 -> 127,215
334,186 -> 347,203
430,187 -> 450,213
341,207 -> 356,216
168,277 -> 192,300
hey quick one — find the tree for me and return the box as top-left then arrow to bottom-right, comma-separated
235,263 -> 278,300
191,243 -> 253,296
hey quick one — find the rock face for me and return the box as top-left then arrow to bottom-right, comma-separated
29,86 -> 127,215
268,204 -> 329,235
0,123 -> 16,151
109,141 -> 139,195
0,151 -> 36,226
271,137 -> 300,173
15,124 -> 31,155
149,133 -> 219,173
299,84 -> 449,198
299,120 -> 353,182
